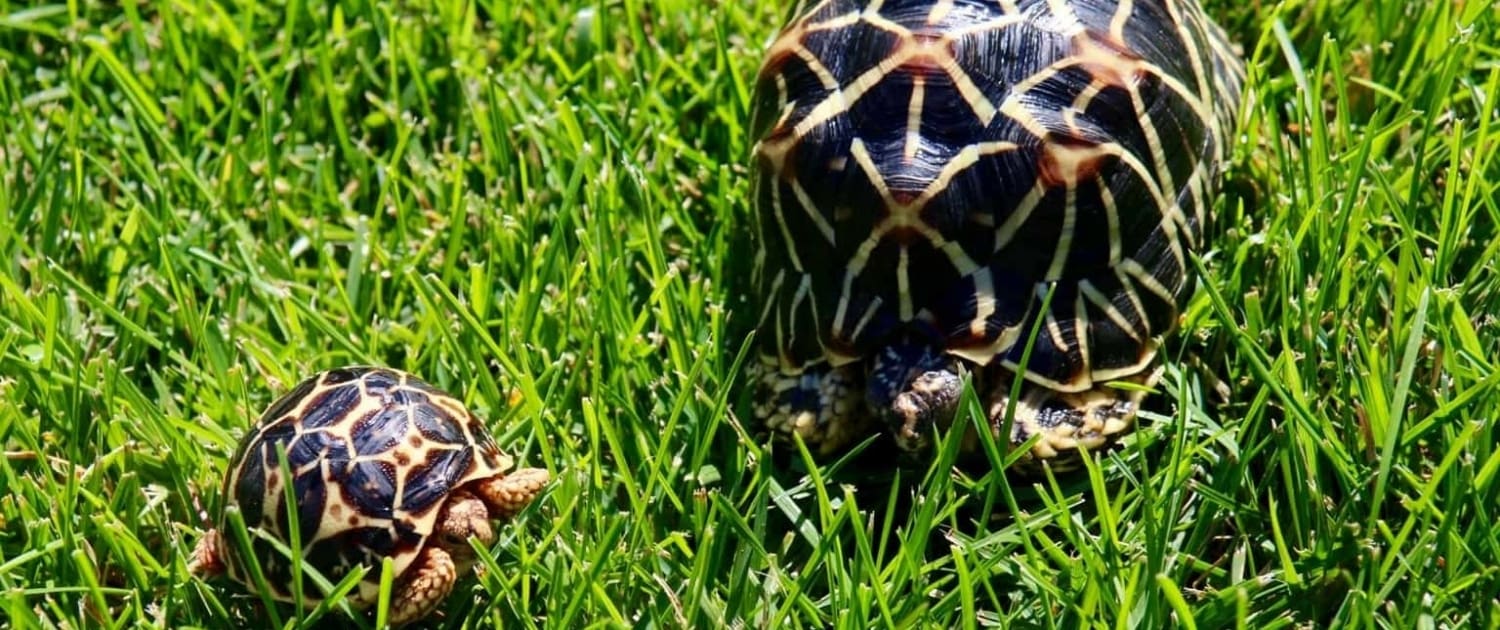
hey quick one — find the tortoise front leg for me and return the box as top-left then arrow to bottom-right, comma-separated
751,356 -> 871,456
390,545 -> 457,626
471,468 -> 550,520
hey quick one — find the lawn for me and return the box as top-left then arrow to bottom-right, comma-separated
1,0 -> 1498,627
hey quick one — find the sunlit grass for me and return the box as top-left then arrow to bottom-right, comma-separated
0,0 -> 1496,627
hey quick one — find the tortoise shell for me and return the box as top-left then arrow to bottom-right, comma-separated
216,367 -> 515,605
750,0 -> 1242,430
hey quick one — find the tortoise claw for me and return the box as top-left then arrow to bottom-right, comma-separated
188,529 -> 226,578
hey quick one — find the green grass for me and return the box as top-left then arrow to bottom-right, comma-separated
0,0 -> 1497,627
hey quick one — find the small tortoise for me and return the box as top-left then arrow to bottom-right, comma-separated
191,367 -> 549,625
748,0 -> 1243,465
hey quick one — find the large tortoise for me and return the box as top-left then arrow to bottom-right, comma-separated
748,0 -> 1244,465
191,367 -> 549,625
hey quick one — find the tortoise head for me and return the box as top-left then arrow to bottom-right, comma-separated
431,490 -> 495,574
866,338 -> 965,452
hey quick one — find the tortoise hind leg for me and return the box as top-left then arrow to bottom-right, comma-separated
752,356 -> 869,456
390,546 -> 457,626
986,364 -> 1163,471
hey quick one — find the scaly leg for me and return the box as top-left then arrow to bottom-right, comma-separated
390,545 -> 457,626
471,468 -> 550,520
987,363 -> 1162,471
751,355 -> 870,455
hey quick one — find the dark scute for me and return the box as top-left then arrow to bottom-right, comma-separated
1131,228 -> 1188,334
468,420 -> 504,468
781,269 -> 828,365
1103,1 -> 1196,91
931,268 -> 1031,347
232,441 -> 271,527
916,78 -> 991,156
845,79 -> 926,166
1107,165 -> 1165,255
1082,82 -> 1145,148
1139,277 -> 1182,336
339,460 -> 398,519
352,406 -> 409,456
756,276 -> 816,369
1083,291 -> 1147,373
272,465 -> 328,550
837,279 -> 899,352
929,127 -> 1030,242
800,12 -> 896,101
1076,271 -> 1152,366
1058,177 -> 1117,277
257,421 -> 299,449
481,446 -> 502,470
796,0 -> 853,22
467,418 -> 494,444
402,448 -> 473,514
401,374 -> 448,397
1005,284 -> 1086,385
851,236 -> 951,326
789,125 -> 858,246
995,186 -> 1067,280
752,48 -> 826,139
388,387 -> 429,409
257,376 -> 320,428
240,416 -> 295,459
233,422 -> 298,524
1141,79 -> 1205,190
320,367 -> 367,386
983,273 -> 1036,346
952,2 -> 1066,88
359,367 -> 401,393
287,429 -> 352,468
1159,109 -> 1209,233
360,364 -> 402,390
299,381 -> 364,429
413,402 -> 465,445
1023,67 -> 1108,137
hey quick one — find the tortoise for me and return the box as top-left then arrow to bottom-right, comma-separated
748,0 -> 1244,466
190,367 -> 549,625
